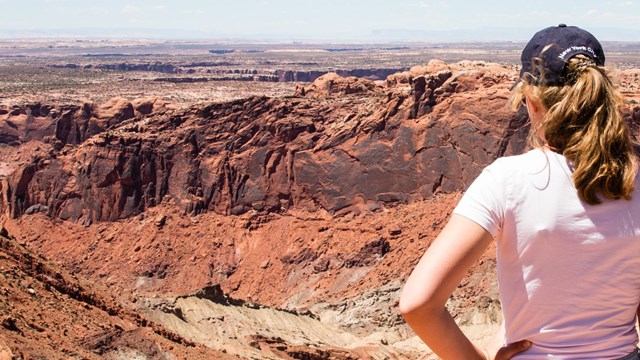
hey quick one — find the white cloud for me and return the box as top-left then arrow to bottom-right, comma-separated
121,4 -> 140,14
621,1 -> 634,5
154,5 -> 166,10
587,8 -> 599,15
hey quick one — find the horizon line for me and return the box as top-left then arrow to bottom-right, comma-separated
1,26 -> 640,43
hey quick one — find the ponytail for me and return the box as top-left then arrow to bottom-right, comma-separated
511,55 -> 638,205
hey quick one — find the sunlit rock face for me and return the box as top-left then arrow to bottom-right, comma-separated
0,61 -> 530,223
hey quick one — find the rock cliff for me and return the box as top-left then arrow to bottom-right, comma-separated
0,61 -> 530,224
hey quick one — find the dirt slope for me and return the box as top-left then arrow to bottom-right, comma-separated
0,228 -> 236,359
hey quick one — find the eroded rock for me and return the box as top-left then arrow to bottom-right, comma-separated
0,62 -> 533,222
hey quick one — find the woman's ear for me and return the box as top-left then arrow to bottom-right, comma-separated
524,95 -> 549,142
525,95 -> 545,123
525,95 -> 539,115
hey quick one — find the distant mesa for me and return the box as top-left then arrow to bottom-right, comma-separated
49,62 -> 180,74
149,68 -> 405,83
209,49 -> 236,55
324,47 -> 410,52
209,49 -> 263,54
208,47 -> 411,54
82,53 -> 157,57
46,61 -> 406,83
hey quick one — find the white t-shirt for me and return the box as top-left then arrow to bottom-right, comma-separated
454,148 -> 640,359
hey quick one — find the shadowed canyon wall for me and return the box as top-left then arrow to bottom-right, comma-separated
0,61 -> 535,224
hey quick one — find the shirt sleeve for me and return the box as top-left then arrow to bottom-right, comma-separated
452,160 -> 507,237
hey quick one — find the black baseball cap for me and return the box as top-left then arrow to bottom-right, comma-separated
517,24 -> 605,86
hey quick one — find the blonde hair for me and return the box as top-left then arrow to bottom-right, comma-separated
510,55 -> 638,205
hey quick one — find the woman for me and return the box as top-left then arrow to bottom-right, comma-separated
400,24 -> 640,359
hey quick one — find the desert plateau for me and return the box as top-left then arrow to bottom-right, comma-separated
2,38 -> 640,359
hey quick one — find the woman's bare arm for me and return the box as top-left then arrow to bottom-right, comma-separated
399,214 -> 531,359
399,214 -> 494,359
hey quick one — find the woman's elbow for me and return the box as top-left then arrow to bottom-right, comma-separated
398,289 -> 417,316
398,287 -> 439,321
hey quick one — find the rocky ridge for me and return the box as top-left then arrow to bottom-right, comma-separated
0,60 -> 529,225
2,60 -> 640,358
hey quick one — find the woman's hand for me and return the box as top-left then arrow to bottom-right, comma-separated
484,323 -> 531,359
490,340 -> 532,360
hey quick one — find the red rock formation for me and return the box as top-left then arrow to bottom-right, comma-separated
295,72 -> 380,97
0,98 -> 171,148
2,62 -> 640,358
0,63 -> 532,223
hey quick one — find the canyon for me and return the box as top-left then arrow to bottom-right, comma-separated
2,41 -> 640,359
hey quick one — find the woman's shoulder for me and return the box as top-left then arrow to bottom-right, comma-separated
486,149 -> 567,193
489,148 -> 551,173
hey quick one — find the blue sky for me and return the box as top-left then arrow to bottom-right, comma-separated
2,0 -> 640,41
